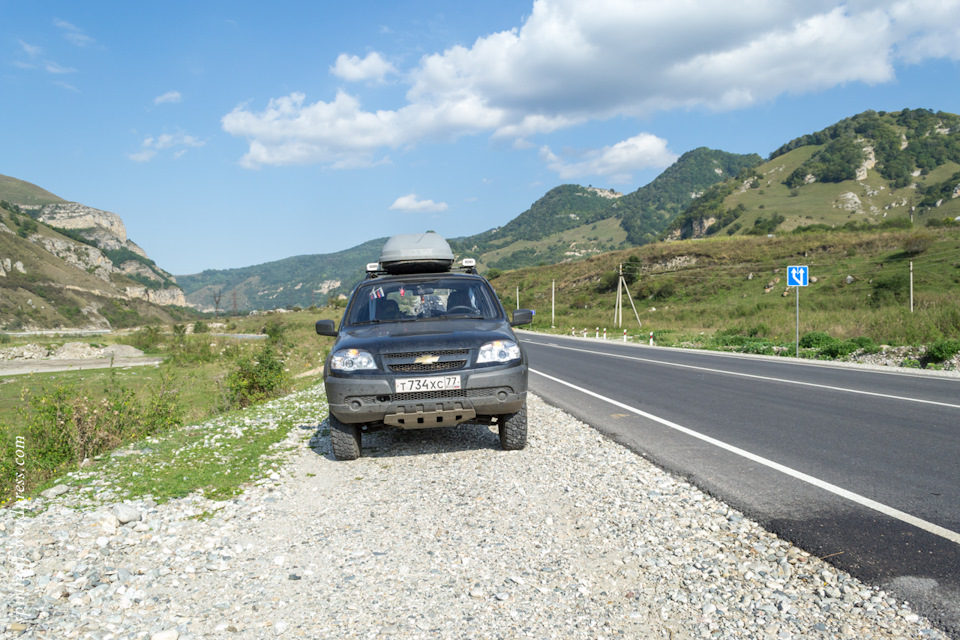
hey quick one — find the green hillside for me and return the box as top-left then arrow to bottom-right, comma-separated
614,147 -> 762,245
667,109 -> 960,240
449,184 -> 625,270
450,148 -> 760,272
0,174 -> 66,207
177,238 -> 387,311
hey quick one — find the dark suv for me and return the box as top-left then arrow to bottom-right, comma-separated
316,233 -> 532,460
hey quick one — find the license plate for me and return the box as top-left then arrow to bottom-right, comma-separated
395,375 -> 461,393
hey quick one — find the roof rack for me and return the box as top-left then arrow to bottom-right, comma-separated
364,258 -> 477,279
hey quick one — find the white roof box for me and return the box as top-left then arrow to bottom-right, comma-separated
379,232 -> 455,274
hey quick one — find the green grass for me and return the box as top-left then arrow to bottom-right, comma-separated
492,226 -> 960,350
0,307 -> 340,503
478,216 -> 629,270
91,385 -> 326,503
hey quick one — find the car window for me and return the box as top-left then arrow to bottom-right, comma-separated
345,277 -> 500,324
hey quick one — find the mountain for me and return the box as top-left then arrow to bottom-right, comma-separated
180,149 -> 759,310
0,174 -> 189,330
448,185 -> 626,271
665,109 -> 960,240
448,148 -> 760,271
613,147 -> 762,245
177,238 -> 387,312
16,109 -> 957,320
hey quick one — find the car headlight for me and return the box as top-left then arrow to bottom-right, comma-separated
330,349 -> 377,372
477,340 -> 521,364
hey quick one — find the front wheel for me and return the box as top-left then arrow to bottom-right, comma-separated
498,403 -> 527,451
329,414 -> 361,460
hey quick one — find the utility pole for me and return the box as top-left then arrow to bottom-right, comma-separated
613,262 -> 642,329
614,263 -> 623,329
551,279 -> 555,328
910,261 -> 914,313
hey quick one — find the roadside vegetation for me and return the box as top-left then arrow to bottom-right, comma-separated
489,225 -> 960,364
0,310 -> 338,504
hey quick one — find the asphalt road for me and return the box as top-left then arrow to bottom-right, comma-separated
521,332 -> 960,637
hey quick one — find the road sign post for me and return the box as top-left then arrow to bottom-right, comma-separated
788,266 -> 809,357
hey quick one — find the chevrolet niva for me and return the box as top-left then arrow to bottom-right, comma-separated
316,233 -> 533,460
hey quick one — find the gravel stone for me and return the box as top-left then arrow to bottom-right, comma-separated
0,386 -> 950,639
112,504 -> 142,524
40,484 -> 70,500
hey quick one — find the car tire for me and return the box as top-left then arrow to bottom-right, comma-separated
498,403 -> 527,451
329,414 -> 361,460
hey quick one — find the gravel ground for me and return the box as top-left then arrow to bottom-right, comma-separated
1,386 -> 950,639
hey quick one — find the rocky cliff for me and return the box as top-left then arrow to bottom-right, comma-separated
15,201 -> 185,305
1,175 -> 189,330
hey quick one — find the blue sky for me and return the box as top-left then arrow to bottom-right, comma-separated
3,1 -> 960,275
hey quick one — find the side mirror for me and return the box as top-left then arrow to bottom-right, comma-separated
510,309 -> 533,327
315,319 -> 338,336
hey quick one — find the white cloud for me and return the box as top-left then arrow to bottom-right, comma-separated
223,0 -> 960,169
540,134 -> 679,182
330,52 -> 398,82
154,90 -> 182,105
54,19 -> 95,47
128,132 -> 205,162
19,40 -> 42,58
44,61 -> 76,74
17,38 -> 78,79
389,194 -> 449,213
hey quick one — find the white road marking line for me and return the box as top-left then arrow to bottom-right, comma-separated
531,368 -> 960,546
525,340 -> 960,410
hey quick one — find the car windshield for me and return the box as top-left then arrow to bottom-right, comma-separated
345,276 -> 500,324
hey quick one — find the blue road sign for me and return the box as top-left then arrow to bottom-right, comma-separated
787,265 -> 809,287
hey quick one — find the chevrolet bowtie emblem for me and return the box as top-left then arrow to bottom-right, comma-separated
415,354 -> 440,364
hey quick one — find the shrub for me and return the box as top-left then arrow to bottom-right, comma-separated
1,374 -> 182,501
799,331 -> 836,349
262,320 -> 289,344
166,335 -> 221,365
597,271 -> 619,293
818,340 -> 859,358
926,338 -> 960,362
125,325 -> 162,351
870,273 -> 908,307
226,343 -> 289,408
902,232 -> 935,256
193,321 -> 209,334
850,336 -> 880,354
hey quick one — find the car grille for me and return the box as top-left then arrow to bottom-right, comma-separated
350,387 -> 509,404
382,349 -> 470,373
389,360 -> 466,373
386,388 -> 503,402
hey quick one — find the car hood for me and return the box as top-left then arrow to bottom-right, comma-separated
334,318 -> 517,354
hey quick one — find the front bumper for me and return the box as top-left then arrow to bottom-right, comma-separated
324,364 -> 527,428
